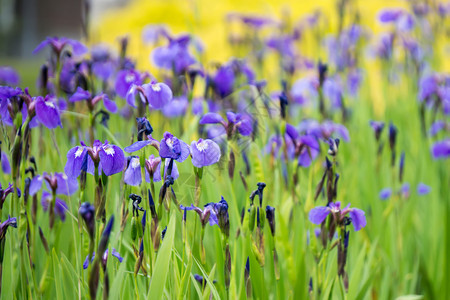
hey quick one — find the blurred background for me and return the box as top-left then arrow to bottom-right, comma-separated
1,0 -> 448,89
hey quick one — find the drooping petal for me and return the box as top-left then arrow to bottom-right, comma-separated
111,248 -> 124,263
64,146 -> 88,179
54,173 -> 78,195
55,198 -> 68,221
115,69 -> 141,98
1,152 -> 11,174
35,96 -> 62,129
349,208 -> 366,231
101,94 -> 118,113
66,39 -> 88,56
99,144 -> 125,176
144,82 -> 173,109
308,206 -> 330,224
29,175 -> 43,196
40,191 -> 52,211
124,157 -> 142,186
83,254 -> 90,269
69,87 -> 91,102
190,139 -> 221,168
199,112 -> 225,125
124,140 -> 152,153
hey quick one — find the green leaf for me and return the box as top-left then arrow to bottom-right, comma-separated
148,213 -> 176,299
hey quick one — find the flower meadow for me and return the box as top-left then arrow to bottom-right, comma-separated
1,1 -> 450,299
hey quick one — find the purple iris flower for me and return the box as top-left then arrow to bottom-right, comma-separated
64,140 -> 125,179
285,124 -> 320,167
298,120 -> 350,142
0,183 -> 15,209
126,81 -> 173,110
374,33 -> 394,60
418,74 -> 438,102
379,188 -> 392,200
212,61 -> 255,98
199,111 -> 252,138
124,155 -> 179,186
401,183 -> 410,198
179,203 -> 216,226
0,216 -> 17,239
83,248 -> 123,269
0,67 -> 20,85
142,24 -> 170,44
29,172 -> 78,196
323,78 -> 343,109
159,132 -> 190,162
90,44 -> 116,81
431,139 -> 450,159
34,95 -> 62,129
41,191 -> 68,221
378,8 -> 403,23
417,183 -> 431,195
347,69 -> 363,96
369,120 -> 385,141
264,135 -> 284,157
429,121 -> 446,136
151,34 -> 196,74
309,201 -> 367,231
290,77 -> 319,105
190,139 -> 221,168
162,96 -> 188,117
227,13 -> 275,29
124,135 -> 160,154
33,37 -> 88,56
69,87 -> 117,113
115,69 -> 142,99
1,152 -> 11,174
146,155 -> 179,182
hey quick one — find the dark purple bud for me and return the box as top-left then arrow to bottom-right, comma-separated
369,121 -> 384,142
136,117 -> 153,141
389,122 -> 397,166
279,92 -> 288,119
79,202 -> 95,239
399,151 -> 405,182
265,206 -> 275,236
318,61 -> 328,85
148,189 -> 157,219
98,215 -> 114,255
141,210 -> 147,234
161,226 -> 167,240
38,226 -> 49,253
